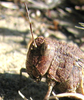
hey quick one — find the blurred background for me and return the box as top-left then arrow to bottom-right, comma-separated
0,0 -> 84,100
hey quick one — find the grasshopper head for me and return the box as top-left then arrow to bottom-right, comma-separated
26,36 -> 55,82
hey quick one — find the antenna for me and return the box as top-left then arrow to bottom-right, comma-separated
25,3 -> 37,47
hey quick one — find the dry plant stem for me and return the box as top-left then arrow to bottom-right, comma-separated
18,90 -> 33,100
81,68 -> 84,95
18,90 -> 29,100
30,97 -> 33,100
49,93 -> 84,100
52,91 -> 59,100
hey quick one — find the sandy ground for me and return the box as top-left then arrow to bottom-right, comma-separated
0,2 -> 84,100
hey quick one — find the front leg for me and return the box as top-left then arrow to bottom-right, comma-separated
44,81 -> 55,100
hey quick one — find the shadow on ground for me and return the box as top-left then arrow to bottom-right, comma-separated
0,72 -> 80,100
0,72 -> 48,100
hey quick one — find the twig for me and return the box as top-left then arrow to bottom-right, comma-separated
18,90 -> 33,100
49,92 -> 84,100
30,97 -> 33,100
18,90 -> 29,100
52,91 -> 59,100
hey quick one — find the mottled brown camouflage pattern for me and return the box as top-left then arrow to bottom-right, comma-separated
26,36 -> 84,99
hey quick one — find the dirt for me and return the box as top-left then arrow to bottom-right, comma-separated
0,1 -> 84,100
